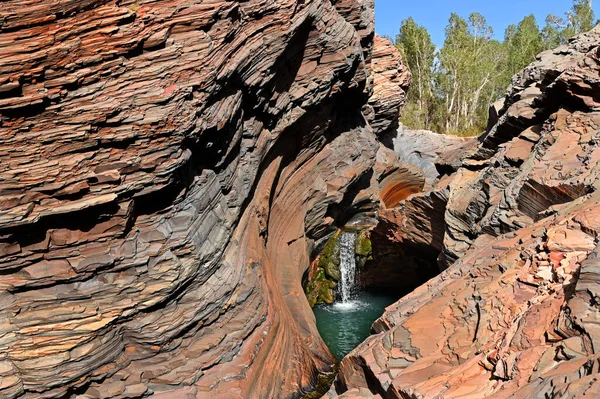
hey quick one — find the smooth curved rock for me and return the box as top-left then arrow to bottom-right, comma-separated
386,125 -> 473,184
0,1 -> 410,398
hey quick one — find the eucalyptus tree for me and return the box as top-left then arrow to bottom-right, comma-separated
438,13 -> 504,133
504,15 -> 544,78
543,0 -> 596,47
395,1 -> 597,136
395,17 -> 436,129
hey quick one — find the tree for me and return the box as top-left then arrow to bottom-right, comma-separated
568,0 -> 596,35
395,17 -> 436,129
542,14 -> 567,48
543,0 -> 596,47
397,2 -> 597,136
438,13 -> 504,133
505,15 -> 543,78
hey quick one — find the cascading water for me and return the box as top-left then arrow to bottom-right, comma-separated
313,229 -> 398,360
338,231 -> 357,303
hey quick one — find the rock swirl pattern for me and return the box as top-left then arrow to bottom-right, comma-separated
0,1 -> 409,398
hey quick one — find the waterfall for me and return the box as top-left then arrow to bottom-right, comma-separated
339,231 -> 357,303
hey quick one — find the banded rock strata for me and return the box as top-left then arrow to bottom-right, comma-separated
363,36 -> 411,136
327,26 -> 600,399
0,1 -> 409,398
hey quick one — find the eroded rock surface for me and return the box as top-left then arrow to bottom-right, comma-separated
385,126 -> 473,184
0,1 -> 410,398
363,36 -> 411,136
328,26 -> 600,399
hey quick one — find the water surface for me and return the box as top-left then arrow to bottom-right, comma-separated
313,291 -> 398,361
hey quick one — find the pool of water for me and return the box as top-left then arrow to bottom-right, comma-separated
313,291 -> 398,361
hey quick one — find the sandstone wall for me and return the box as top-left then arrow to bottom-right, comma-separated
0,1 -> 409,398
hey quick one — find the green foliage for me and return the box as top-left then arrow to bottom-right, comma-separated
504,15 -> 544,78
541,0 -> 595,49
542,14 -> 568,48
395,18 -> 437,130
398,1 -> 597,136
567,0 -> 596,36
438,13 -> 505,133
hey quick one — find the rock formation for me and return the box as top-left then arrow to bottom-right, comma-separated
304,144 -> 426,307
385,126 -> 472,184
363,36 -> 411,136
327,26 -> 600,399
0,1 -> 410,398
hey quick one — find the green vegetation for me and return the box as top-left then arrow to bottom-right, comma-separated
305,232 -> 341,307
305,230 -> 374,307
354,231 -> 372,258
318,231 -> 342,281
395,0 -> 597,136
305,268 -> 336,308
354,230 -> 373,269
354,230 -> 373,260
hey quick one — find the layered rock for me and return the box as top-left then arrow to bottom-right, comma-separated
363,36 -> 411,136
385,126 -> 473,184
0,1 -> 410,398
328,26 -> 600,399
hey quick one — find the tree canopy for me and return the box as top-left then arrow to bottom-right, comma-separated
396,0 -> 597,136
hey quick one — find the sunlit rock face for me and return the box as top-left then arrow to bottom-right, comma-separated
0,1 -> 413,398
363,35 -> 411,136
386,126 -> 473,184
326,27 -> 600,399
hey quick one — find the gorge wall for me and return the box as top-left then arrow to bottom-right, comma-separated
0,1 -> 411,398
327,27 -> 600,399
5,1 -> 600,399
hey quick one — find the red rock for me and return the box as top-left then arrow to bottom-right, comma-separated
0,1 -> 410,398
328,26 -> 600,399
364,36 -> 411,136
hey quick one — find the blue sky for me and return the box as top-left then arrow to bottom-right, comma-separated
375,0 -> 600,46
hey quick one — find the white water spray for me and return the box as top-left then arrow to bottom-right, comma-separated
339,231 -> 357,303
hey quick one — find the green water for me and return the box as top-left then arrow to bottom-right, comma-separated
313,291 -> 398,361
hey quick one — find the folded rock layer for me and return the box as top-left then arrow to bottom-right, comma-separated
0,1 -> 409,398
327,26 -> 600,399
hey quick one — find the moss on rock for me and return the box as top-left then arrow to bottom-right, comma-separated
355,230 -> 372,259
305,268 -> 336,307
305,229 -> 373,307
317,231 -> 341,281
305,231 -> 342,307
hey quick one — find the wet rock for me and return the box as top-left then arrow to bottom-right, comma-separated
354,230 -> 372,269
354,231 -> 372,258
320,232 -> 344,282
305,231 -> 344,306
306,267 -> 337,308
